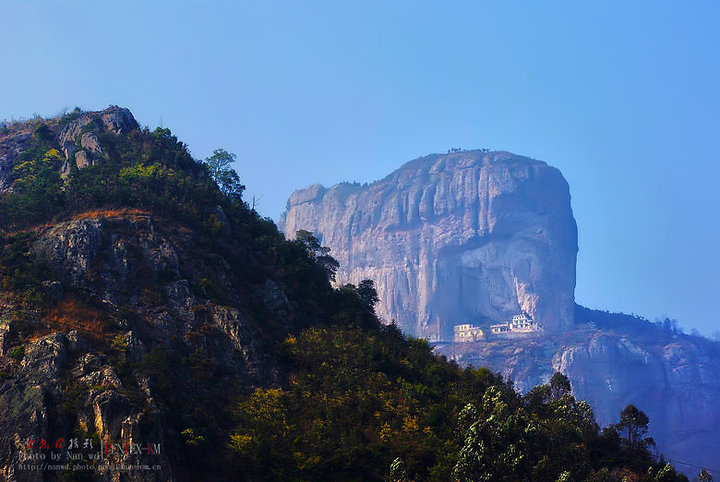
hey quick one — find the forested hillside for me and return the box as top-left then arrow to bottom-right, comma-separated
0,107 -> 686,481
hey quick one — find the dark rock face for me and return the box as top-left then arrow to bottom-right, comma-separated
0,211 -> 289,480
0,330 -> 172,481
0,131 -> 32,192
280,150 -> 579,339
34,219 -> 104,286
0,332 -> 68,481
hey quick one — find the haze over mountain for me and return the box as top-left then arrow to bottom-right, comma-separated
281,151 -> 720,477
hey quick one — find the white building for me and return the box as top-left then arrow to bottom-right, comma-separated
491,313 -> 542,335
510,313 -> 538,332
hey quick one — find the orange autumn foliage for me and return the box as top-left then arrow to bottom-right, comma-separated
73,208 -> 150,220
45,296 -> 105,336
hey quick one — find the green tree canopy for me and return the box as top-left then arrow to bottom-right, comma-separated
615,404 -> 654,451
204,148 -> 245,199
549,372 -> 572,401
294,230 -> 339,282
357,279 -> 379,308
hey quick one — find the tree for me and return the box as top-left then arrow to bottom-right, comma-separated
697,469 -> 713,481
523,372 -> 572,413
357,279 -> 379,309
295,229 -> 323,255
294,230 -> 339,282
615,405 -> 654,451
316,253 -> 339,282
389,457 -> 408,482
549,372 -> 572,401
204,148 -> 245,199
453,386 -> 528,480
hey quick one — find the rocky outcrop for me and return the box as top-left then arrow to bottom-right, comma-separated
0,332 -> 67,481
1,209 -> 290,479
0,130 -> 32,191
280,150 -> 578,339
34,219 -> 104,285
0,106 -> 139,188
57,106 -> 138,176
0,331 -> 171,481
58,107 -> 137,152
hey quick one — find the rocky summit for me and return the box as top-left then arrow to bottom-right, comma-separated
280,150 -> 578,339
0,106 -> 137,191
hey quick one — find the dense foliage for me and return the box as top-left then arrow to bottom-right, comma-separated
230,327 -> 686,481
230,325 -> 501,480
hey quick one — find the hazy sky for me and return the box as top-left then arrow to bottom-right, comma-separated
1,1 -> 719,336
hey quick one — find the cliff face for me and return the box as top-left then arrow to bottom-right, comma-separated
555,333 -> 720,476
435,313 -> 720,478
0,128 -> 32,191
280,150 -> 578,339
0,212 -> 286,481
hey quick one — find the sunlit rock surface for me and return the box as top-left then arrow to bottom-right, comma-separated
280,150 -> 578,339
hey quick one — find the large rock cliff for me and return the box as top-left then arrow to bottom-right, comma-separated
280,150 -> 578,339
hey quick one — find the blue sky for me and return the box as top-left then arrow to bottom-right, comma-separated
1,1 -> 719,336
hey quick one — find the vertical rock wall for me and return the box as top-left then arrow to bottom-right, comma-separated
280,150 -> 578,339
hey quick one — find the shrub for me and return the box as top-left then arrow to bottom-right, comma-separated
8,346 -> 25,361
